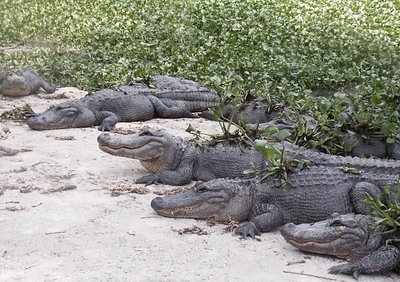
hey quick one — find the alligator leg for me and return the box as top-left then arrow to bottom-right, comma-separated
136,158 -> 195,186
39,80 -> 56,93
350,182 -> 384,214
147,96 -> 196,118
234,204 -> 284,238
96,111 -> 119,131
329,245 -> 400,278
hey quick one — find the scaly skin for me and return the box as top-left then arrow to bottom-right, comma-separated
150,166 -> 399,238
97,127 -> 400,185
26,81 -> 219,130
0,70 -> 55,97
199,100 -> 279,124
280,213 -> 400,278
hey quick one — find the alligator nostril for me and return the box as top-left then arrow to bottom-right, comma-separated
287,223 -> 295,229
97,133 -> 111,143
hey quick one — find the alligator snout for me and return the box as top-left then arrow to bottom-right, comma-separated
150,197 -> 164,210
280,223 -> 296,237
97,133 -> 112,144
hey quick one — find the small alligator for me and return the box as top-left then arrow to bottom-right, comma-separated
26,76 -> 219,131
150,167 -> 399,237
281,213 -> 400,278
0,70 -> 56,97
97,127 -> 400,185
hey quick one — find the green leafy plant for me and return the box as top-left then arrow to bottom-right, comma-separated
1,0 -> 399,147
364,185 -> 400,241
251,139 -> 310,190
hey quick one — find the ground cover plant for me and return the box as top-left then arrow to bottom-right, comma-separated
1,0 -> 400,148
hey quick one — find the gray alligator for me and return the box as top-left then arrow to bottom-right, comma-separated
0,70 -> 56,97
280,213 -> 400,278
97,127 -> 400,185
26,76 -> 219,131
150,167 -> 399,237
199,100 -> 282,124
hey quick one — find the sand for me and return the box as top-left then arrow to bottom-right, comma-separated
0,88 -> 397,281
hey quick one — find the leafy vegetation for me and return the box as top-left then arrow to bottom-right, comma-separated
1,1 -> 400,144
364,186 -> 400,243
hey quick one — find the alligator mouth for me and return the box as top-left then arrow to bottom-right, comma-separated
98,142 -> 164,160
26,115 -> 70,130
153,204 -> 203,218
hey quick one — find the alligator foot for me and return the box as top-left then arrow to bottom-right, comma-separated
234,221 -> 260,238
329,263 -> 361,279
135,174 -> 160,186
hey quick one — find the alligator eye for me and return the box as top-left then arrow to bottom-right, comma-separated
196,187 -> 207,193
329,219 -> 344,227
329,218 -> 359,228
139,131 -> 153,136
64,111 -> 77,117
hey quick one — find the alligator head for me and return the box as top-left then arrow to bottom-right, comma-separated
97,127 -> 184,172
0,71 -> 30,96
280,213 -> 383,261
26,102 -> 96,130
151,178 -> 253,221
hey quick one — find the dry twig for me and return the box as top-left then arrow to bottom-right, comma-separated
40,185 -> 76,194
172,225 -> 208,235
111,184 -> 149,196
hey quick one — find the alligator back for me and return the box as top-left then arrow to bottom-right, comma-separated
80,90 -> 155,121
191,143 -> 267,181
279,141 -> 400,173
255,166 -> 399,224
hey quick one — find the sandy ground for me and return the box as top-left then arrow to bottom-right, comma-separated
0,88 -> 398,282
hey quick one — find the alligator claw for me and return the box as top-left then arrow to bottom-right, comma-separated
234,221 -> 260,238
98,124 -> 112,131
136,175 -> 159,186
329,264 -> 360,279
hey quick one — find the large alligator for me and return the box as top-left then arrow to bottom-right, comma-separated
280,213 -> 400,278
97,127 -> 400,185
98,127 -> 268,185
150,166 -> 399,237
26,76 -> 219,131
0,70 -> 56,97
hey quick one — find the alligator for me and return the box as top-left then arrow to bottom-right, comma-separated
97,127 -> 400,185
98,127 -> 268,185
120,75 -> 213,92
280,213 -> 400,278
0,70 -> 56,97
26,79 -> 219,130
199,100 -> 282,124
150,167 -> 399,238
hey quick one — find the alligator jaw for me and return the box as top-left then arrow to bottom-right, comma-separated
280,214 -> 378,261
97,134 -> 166,160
